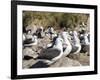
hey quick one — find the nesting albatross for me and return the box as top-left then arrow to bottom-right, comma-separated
80,31 -> 90,53
71,31 -> 81,54
37,35 -> 64,65
60,31 -> 72,56
24,33 -> 38,47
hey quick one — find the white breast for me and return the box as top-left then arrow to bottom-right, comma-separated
60,32 -> 72,56
84,34 -> 89,45
53,37 -> 63,51
32,35 -> 38,45
73,31 -> 80,45
23,34 -> 26,41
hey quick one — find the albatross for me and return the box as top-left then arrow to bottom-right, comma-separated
37,34 -> 63,65
80,31 -> 90,53
71,31 -> 81,54
24,33 -> 38,47
60,31 -> 72,56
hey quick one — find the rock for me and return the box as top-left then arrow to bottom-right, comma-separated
50,56 -> 81,67
28,56 -> 81,69
23,59 -> 38,69
23,47 -> 38,59
68,53 -> 90,66
38,37 -> 51,47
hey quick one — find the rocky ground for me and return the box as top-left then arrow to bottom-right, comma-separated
22,36 -> 89,69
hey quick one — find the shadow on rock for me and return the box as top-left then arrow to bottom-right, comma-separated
23,56 -> 33,60
29,61 -> 50,68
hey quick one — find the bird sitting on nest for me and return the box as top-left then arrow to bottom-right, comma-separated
36,34 -> 64,65
60,31 -> 72,56
24,33 -> 38,47
71,31 -> 81,54
80,30 -> 90,54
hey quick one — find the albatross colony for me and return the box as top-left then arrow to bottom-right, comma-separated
22,26 -> 89,69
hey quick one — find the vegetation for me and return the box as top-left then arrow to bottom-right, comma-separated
23,11 -> 89,29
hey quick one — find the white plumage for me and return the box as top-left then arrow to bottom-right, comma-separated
71,31 -> 81,54
24,34 -> 38,46
83,33 -> 90,45
60,31 -> 72,56
23,34 -> 26,41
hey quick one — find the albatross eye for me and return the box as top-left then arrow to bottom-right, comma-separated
60,39 -> 63,42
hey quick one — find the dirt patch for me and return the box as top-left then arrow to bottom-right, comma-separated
67,53 -> 90,66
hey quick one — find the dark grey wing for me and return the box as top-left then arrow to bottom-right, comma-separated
38,48 -> 61,60
71,45 -> 79,53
